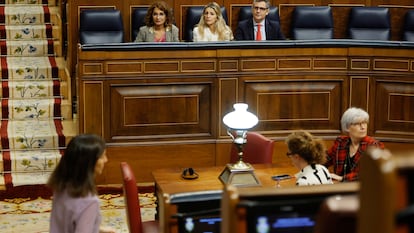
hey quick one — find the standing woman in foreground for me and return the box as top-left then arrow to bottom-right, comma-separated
193,2 -> 233,41
286,131 -> 333,186
135,1 -> 179,42
325,107 -> 385,182
48,134 -> 114,233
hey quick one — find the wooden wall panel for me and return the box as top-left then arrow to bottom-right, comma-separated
243,77 -> 343,134
374,77 -> 414,138
145,61 -> 180,73
350,76 -> 369,110
219,59 -> 238,71
107,61 -> 142,74
314,58 -> 348,69
374,58 -> 410,72
81,82 -> 104,135
351,58 -> 370,70
219,78 -> 238,137
82,62 -> 104,75
108,82 -> 214,141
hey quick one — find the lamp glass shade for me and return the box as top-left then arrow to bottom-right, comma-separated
223,103 -> 258,130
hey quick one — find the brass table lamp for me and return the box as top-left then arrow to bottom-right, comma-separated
219,103 -> 261,186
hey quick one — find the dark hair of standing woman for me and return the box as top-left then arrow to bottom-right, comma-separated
47,134 -> 106,197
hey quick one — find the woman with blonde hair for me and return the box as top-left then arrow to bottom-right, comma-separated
286,130 -> 333,186
193,2 -> 233,41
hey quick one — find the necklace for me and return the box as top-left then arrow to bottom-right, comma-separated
349,144 -> 359,157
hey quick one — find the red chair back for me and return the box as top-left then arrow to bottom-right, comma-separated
230,132 -> 274,164
121,162 -> 143,233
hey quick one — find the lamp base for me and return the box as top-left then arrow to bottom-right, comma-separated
218,163 -> 261,187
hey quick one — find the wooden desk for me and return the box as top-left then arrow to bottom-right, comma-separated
152,163 -> 298,233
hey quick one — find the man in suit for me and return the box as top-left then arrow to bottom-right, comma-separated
235,0 -> 285,40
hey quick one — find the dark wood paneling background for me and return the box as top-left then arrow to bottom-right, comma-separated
77,44 -> 414,183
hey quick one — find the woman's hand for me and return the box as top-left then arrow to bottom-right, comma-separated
330,173 -> 343,182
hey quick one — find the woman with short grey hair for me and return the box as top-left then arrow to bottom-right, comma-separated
340,107 -> 369,133
324,107 -> 384,182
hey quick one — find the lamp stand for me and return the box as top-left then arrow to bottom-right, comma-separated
219,163 -> 261,187
218,141 -> 261,187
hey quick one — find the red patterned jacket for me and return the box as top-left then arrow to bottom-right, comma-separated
325,135 -> 385,181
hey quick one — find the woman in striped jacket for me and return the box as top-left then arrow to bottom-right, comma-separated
286,130 -> 333,186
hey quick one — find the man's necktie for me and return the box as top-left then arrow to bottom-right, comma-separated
256,24 -> 262,41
